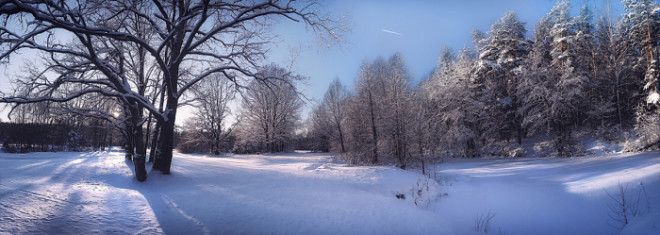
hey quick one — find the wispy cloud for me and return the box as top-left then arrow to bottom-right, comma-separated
380,29 -> 402,36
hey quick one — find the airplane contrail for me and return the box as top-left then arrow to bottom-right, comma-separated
381,29 -> 402,36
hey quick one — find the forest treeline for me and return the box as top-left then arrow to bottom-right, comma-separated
306,0 -> 659,167
0,0 -> 657,177
0,122 -> 116,153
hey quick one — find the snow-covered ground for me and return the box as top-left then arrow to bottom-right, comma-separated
434,152 -> 660,235
0,150 -> 450,234
0,150 -> 658,235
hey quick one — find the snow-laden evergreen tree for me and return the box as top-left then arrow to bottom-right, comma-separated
474,12 -> 530,145
620,0 -> 660,107
434,47 -> 482,157
409,83 -> 438,162
574,6 -> 597,122
518,15 -> 555,139
545,0 -> 593,155
624,0 -> 660,150
472,30 -> 488,52
589,12 -> 640,135
590,15 -> 616,128
415,48 -> 455,158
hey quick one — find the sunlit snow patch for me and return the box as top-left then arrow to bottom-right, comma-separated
646,91 -> 660,104
564,161 -> 660,194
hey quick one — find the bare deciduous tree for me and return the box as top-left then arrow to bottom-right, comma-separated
0,0 -> 342,180
181,74 -> 235,155
314,78 -> 349,153
234,64 -> 304,153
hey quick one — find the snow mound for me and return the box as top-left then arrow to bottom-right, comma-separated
647,92 -> 660,104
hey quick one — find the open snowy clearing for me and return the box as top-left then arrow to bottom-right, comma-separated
433,152 -> 660,235
0,150 -> 659,235
0,150 -> 451,234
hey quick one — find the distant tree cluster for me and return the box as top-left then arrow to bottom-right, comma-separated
177,74 -> 236,155
308,0 -> 659,167
0,122 -> 115,153
0,106 -> 118,152
233,65 -> 305,153
177,64 -> 305,154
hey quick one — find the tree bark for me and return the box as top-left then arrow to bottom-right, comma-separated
155,96 -> 177,174
150,82 -> 167,164
125,122 -> 135,160
144,112 -> 153,158
368,91 -> 379,164
131,104 -> 147,182
149,122 -> 160,163
336,122 -> 346,153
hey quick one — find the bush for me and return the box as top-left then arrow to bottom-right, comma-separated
474,211 -> 496,233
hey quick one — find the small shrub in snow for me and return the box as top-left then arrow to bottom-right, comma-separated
411,177 -> 432,208
605,182 -> 652,229
395,193 -> 406,200
474,211 -> 496,233
507,147 -> 525,158
639,182 -> 651,214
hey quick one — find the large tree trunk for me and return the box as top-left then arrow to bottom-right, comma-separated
149,122 -> 160,163
154,20 -> 185,173
155,96 -> 177,174
125,123 -> 135,160
213,125 -> 221,155
131,104 -> 147,182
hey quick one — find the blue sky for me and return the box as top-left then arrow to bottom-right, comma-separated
0,0 -> 626,123
268,0 -> 623,107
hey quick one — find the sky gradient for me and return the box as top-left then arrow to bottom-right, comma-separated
270,0 -> 622,94
266,0 -> 623,120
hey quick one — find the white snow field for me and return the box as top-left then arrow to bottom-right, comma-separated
433,152 -> 660,235
0,150 -> 450,235
0,150 -> 658,235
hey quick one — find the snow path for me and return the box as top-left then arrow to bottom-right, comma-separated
0,151 -> 451,234
433,152 -> 660,235
0,151 -> 161,234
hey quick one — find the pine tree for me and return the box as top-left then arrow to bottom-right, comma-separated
546,0 -> 593,155
625,0 -> 660,149
424,46 -> 482,157
474,12 -> 530,145
518,15 -> 555,137
589,15 -> 620,130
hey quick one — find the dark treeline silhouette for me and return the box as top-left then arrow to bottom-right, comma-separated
176,129 -> 235,154
0,122 -> 116,153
